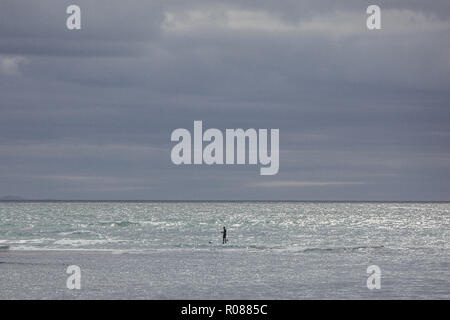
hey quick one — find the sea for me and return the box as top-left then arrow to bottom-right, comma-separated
0,201 -> 448,299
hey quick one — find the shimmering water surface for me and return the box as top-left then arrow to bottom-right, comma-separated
0,202 -> 448,252
0,202 -> 448,299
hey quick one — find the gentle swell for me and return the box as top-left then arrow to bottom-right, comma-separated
245,244 -> 386,253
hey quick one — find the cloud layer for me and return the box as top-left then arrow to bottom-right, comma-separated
0,0 -> 449,200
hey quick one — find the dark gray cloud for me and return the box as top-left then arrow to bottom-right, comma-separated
0,0 -> 449,200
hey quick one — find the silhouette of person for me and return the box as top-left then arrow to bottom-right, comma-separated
221,226 -> 227,244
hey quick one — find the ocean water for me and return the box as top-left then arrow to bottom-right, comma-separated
0,201 -> 449,299
0,202 -> 448,252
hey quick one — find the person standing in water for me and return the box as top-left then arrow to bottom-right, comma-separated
221,226 -> 227,244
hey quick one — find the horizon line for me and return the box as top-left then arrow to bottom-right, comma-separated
1,199 -> 449,203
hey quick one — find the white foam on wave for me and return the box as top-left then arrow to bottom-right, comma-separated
53,238 -> 128,246
3,238 -> 52,244
8,246 -> 136,253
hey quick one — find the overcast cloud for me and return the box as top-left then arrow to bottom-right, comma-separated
0,0 -> 449,200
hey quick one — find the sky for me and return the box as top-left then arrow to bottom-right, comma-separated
0,0 -> 449,200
